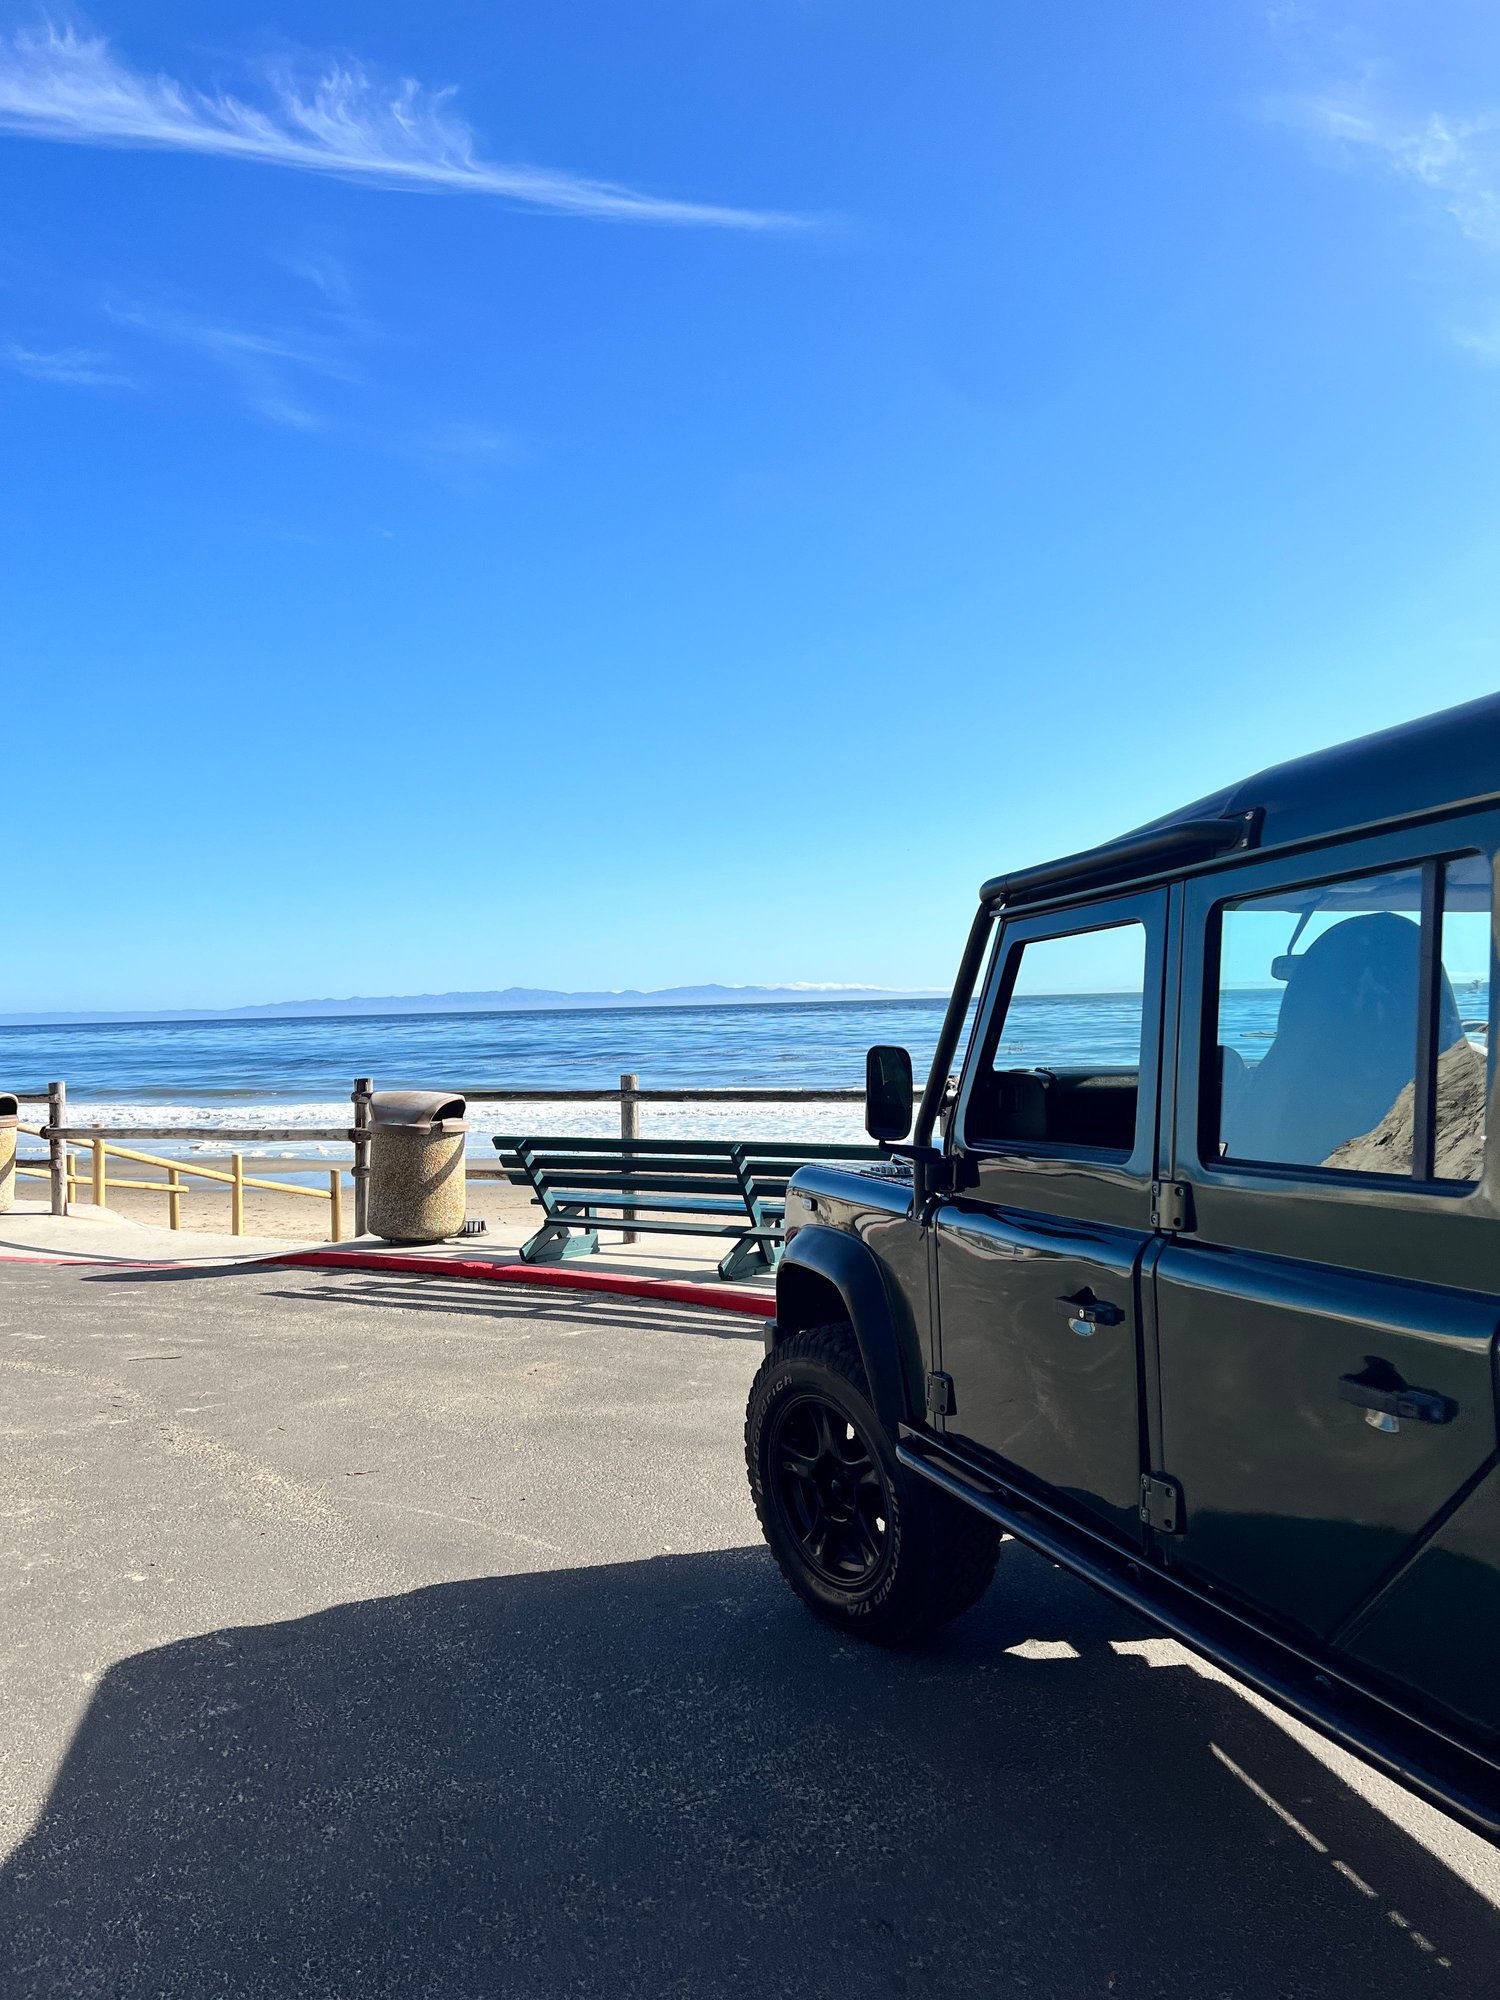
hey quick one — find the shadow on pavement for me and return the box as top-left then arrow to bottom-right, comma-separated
78,1264 -> 766,1340
2,1541 -> 1496,1998
258,1275 -> 767,1341
68,1259 -> 294,1283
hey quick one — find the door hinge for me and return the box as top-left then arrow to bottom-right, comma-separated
1139,1473 -> 1184,1536
925,1371 -> 955,1419
1150,1180 -> 1194,1233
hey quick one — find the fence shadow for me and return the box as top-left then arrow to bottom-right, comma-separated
3,1541 -> 1496,1998
79,1263 -> 768,1340
71,1257 -> 293,1283
257,1274 -> 767,1340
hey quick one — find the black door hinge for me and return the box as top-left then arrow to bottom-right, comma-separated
925,1371 -> 955,1419
1139,1473 -> 1184,1536
1150,1181 -> 1194,1232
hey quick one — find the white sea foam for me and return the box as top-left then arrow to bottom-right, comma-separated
44,1097 -> 872,1161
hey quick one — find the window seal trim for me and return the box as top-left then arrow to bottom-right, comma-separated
1200,1154 -> 1480,1201
954,890 -> 1162,1169
1412,860 -> 1443,1184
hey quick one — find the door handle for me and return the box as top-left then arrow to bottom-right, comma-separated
1055,1291 -> 1124,1336
1338,1370 -> 1455,1430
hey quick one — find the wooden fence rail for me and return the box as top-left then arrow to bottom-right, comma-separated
12,1072 -> 920,1235
456,1096 -> 868,1112
14,1126 -> 344,1240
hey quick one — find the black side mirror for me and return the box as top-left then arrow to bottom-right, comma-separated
865,1044 -> 914,1143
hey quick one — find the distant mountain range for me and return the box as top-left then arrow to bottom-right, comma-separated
0,983 -> 946,1027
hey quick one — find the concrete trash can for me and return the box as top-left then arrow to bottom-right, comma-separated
367,1090 -> 469,1244
0,1093 -> 16,1215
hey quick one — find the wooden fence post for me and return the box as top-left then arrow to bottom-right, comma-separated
48,1081 -> 66,1216
92,1138 -> 106,1210
231,1153 -> 244,1236
620,1072 -> 639,1244
329,1168 -> 343,1243
352,1078 -> 373,1237
168,1168 -> 182,1231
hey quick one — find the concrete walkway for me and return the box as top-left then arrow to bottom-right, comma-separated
0,1199 -> 300,1265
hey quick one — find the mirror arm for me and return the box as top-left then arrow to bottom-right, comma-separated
882,1141 -> 952,1207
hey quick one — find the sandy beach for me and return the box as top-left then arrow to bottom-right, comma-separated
12,1156 -> 541,1244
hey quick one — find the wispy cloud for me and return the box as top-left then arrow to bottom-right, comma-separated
106,298 -> 347,426
0,24 -> 799,230
285,250 -> 356,311
1268,69 -> 1500,363
107,298 -> 354,377
2,338 -> 133,386
250,391 -> 325,431
420,420 -> 517,461
1450,318 -> 1500,365
1270,84 -> 1500,251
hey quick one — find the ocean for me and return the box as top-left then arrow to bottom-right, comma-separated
0,993 -> 1161,1163
9,985 -> 1473,1165
1,998 -> 954,1162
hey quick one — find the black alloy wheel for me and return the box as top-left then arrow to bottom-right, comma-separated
746,1322 -> 1002,1645
767,1391 -> 891,1588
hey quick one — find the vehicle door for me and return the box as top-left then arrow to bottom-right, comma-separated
932,889 -> 1166,1548
1155,825 -> 1499,1646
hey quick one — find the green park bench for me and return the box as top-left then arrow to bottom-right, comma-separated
492,1134 -> 885,1281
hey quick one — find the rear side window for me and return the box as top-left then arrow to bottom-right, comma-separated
967,921 -> 1147,1155
1210,855 -> 1491,1185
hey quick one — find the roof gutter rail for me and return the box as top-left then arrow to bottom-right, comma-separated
980,811 -> 1261,910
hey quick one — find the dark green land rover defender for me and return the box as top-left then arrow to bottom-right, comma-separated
746,694 -> 1500,1837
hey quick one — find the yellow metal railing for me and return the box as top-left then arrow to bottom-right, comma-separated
15,1127 -> 343,1240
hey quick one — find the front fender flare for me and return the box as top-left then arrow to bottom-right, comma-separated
774,1225 -> 918,1436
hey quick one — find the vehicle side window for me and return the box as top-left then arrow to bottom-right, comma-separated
1210,855 -> 1491,1185
966,922 -> 1148,1155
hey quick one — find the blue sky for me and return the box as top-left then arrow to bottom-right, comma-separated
4,2 -> 1499,1011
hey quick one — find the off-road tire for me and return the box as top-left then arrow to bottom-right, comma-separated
745,1321 -> 1000,1645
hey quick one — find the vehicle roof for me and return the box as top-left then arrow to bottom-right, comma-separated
983,693 -> 1500,908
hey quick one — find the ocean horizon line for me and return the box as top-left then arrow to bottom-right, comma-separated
0,983 -> 950,1030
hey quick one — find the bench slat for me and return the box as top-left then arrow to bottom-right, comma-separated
736,1152 -> 888,1168
503,1165 -> 747,1192
496,1156 -> 745,1178
494,1131 -> 889,1279
547,1190 -> 752,1216
557,1217 -> 769,1240
494,1135 -> 752,1155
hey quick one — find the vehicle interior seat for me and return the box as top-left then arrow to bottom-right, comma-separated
1222,912 -> 1464,1168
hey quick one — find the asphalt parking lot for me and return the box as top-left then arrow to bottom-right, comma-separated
3,1259 -> 1499,1998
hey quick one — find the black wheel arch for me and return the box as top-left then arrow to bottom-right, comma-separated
772,1225 -> 923,1436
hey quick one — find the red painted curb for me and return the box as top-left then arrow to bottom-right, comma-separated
275,1248 -> 777,1317
0,1245 -> 775,1317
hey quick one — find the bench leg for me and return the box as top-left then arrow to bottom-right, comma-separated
718,1235 -> 773,1282
521,1207 -> 599,1263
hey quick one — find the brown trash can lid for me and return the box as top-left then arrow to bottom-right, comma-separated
0,1092 -> 19,1126
370,1090 -> 467,1132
